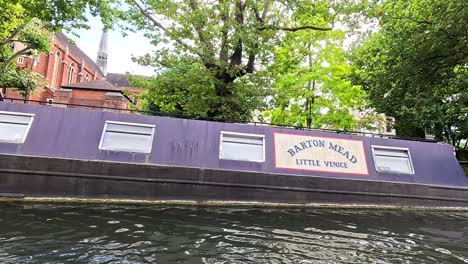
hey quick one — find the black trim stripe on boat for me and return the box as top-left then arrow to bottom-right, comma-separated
1,168 -> 467,203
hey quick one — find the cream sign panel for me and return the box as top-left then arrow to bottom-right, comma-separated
274,133 -> 369,176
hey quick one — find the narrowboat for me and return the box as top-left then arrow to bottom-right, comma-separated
0,102 -> 467,207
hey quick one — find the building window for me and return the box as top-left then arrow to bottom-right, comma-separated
219,132 -> 265,162
372,146 -> 414,174
67,63 -> 75,84
0,111 -> 35,144
17,56 -> 24,64
99,121 -> 155,153
84,73 -> 89,82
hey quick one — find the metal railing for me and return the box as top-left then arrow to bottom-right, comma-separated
1,97 -> 438,142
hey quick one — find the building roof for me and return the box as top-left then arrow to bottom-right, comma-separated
55,32 -> 104,77
61,79 -> 121,92
106,72 -> 151,89
106,73 -> 132,88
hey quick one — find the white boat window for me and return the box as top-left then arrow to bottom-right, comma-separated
0,111 -> 34,144
372,146 -> 414,174
99,121 -> 155,153
220,131 -> 265,162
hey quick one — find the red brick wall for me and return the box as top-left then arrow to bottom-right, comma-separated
3,89 -> 23,101
70,90 -> 106,107
3,86 -> 53,105
16,34 -> 104,92
51,89 -> 127,110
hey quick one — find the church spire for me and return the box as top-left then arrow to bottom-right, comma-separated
96,30 -> 108,76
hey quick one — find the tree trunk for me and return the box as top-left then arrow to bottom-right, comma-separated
207,75 -> 235,120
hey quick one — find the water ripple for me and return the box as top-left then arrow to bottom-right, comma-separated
0,205 -> 466,263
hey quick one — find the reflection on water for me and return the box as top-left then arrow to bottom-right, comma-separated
0,204 -> 467,263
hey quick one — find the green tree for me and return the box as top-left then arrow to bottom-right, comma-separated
124,0 -> 363,120
0,1 -> 51,95
132,60 -> 267,120
265,28 -> 367,130
350,0 -> 467,151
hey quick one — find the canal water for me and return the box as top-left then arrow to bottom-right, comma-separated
0,204 -> 467,263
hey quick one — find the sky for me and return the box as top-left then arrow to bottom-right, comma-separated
70,15 -> 155,76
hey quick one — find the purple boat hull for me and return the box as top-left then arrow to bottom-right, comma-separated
0,102 -> 467,207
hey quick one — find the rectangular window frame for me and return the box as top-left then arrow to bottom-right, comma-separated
98,120 -> 156,154
371,145 -> 415,174
0,111 -> 35,144
219,131 -> 265,162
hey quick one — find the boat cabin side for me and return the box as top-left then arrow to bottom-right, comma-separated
0,102 -> 466,187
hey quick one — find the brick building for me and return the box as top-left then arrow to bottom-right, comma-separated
3,31 -> 144,111
52,74 -> 146,110
5,32 -> 105,102
58,79 -> 129,109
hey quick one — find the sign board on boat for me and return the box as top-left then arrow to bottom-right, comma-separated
274,133 -> 369,176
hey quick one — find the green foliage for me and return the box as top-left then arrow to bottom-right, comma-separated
133,61 -> 267,120
354,111 -> 386,133
123,0 -> 365,121
0,0 -> 52,92
350,0 -> 467,148
0,67 -> 47,94
0,17 -> 52,92
0,1 -> 24,40
265,28 -> 367,130
3,0 -> 121,31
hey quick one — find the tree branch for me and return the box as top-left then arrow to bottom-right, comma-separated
247,1 -> 271,74
188,0 -> 215,65
258,25 -> 332,32
252,0 -> 270,23
188,0 -> 206,44
130,0 -> 166,30
0,24 -> 26,46
5,47 -> 30,68
253,7 -> 261,22
261,0 -> 270,22
129,0 -> 197,53
246,53 -> 255,73
219,9 -> 230,63
229,0 -> 245,67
